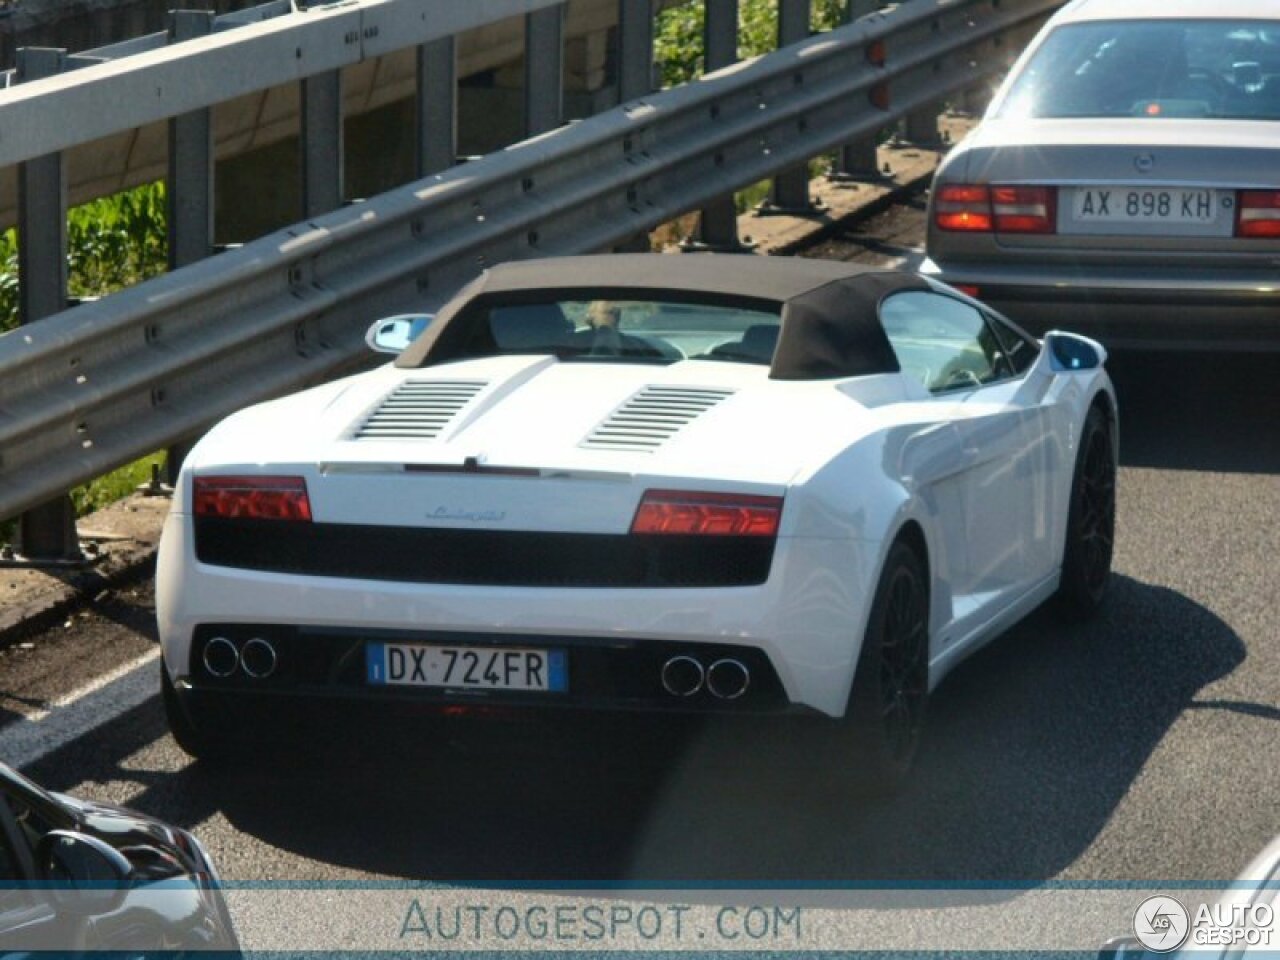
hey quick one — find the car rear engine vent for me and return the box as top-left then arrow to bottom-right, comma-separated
582,385 -> 735,451
354,379 -> 487,440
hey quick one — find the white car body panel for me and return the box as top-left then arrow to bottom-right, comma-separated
158,333 -> 1114,718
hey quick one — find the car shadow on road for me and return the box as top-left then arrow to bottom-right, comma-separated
61,571 -> 1238,886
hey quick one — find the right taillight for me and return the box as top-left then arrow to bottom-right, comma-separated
631,490 -> 782,537
1236,190 -> 1280,238
193,475 -> 312,521
935,184 -> 1057,234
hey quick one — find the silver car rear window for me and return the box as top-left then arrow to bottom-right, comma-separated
996,19 -> 1280,121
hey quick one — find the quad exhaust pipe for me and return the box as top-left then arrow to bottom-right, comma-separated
241,637 -> 278,678
661,655 -> 704,697
706,658 -> 750,700
202,636 -> 277,679
661,655 -> 750,700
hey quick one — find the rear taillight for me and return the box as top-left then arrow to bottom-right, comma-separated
991,185 -> 1056,234
935,184 -> 993,232
631,490 -> 782,537
193,475 -> 312,521
1236,190 -> 1280,238
935,184 -> 1057,234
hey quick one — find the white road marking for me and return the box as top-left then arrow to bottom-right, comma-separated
0,648 -> 160,769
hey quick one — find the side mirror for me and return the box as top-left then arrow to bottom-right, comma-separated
365,314 -> 435,354
1044,330 -> 1107,372
37,830 -> 131,916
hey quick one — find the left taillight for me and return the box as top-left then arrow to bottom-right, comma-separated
193,475 -> 312,521
630,490 -> 782,537
934,184 -> 993,232
991,185 -> 1056,234
935,183 -> 1057,234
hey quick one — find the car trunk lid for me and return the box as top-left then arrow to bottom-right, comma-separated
956,118 -> 1280,262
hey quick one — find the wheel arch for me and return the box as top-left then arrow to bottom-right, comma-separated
839,512 -> 938,717
1089,384 -> 1120,462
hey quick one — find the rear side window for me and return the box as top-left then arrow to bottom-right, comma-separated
880,292 -> 1012,393
988,315 -> 1038,375
997,19 -> 1280,121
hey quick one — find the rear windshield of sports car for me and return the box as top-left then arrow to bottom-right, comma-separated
996,19 -> 1280,120
446,295 -> 783,365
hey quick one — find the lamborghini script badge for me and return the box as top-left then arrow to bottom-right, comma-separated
428,507 -> 506,523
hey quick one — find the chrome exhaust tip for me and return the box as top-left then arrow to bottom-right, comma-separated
661,655 -> 705,697
706,659 -> 750,700
202,636 -> 239,678
240,637 -> 278,679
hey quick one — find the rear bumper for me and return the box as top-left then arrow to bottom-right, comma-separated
921,258 -> 1280,351
174,624 -> 800,716
157,514 -> 882,718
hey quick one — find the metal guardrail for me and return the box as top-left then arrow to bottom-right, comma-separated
0,0 -> 1063,526
0,0 -> 563,168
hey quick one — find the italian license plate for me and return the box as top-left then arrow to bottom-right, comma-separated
366,642 -> 568,692
1066,186 -> 1227,233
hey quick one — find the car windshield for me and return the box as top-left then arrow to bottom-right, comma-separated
452,296 -> 783,366
996,19 -> 1280,120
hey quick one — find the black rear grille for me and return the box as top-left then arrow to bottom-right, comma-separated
194,518 -> 774,587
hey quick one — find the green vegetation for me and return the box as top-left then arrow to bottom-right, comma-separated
0,181 -> 168,334
654,0 -> 847,88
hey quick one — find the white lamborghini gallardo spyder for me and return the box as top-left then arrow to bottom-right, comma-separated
156,254 -> 1117,786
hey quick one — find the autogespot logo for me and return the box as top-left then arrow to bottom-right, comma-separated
1134,896 -> 1191,953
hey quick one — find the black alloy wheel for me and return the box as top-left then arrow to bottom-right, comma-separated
840,539 -> 930,791
1057,404 -> 1116,619
877,560 -> 930,764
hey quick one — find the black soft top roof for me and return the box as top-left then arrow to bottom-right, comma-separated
395,254 -> 929,379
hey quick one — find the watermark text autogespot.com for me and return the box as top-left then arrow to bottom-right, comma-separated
399,900 -> 804,945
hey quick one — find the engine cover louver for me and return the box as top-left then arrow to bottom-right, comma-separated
353,379 -> 487,440
581,385 -> 735,451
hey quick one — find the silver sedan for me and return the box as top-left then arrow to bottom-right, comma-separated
922,0 -> 1280,351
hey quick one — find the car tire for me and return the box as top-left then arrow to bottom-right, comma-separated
840,539 -> 930,792
161,662 -> 231,764
1055,403 -> 1116,620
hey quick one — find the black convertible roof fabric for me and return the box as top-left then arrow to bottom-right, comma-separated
395,254 -> 929,379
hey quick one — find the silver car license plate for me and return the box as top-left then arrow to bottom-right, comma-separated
366,642 -> 568,692
1064,186 -> 1232,236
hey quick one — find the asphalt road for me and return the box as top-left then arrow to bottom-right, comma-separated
0,203 -> 1276,933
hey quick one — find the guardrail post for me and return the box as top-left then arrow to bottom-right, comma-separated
164,11 -> 217,486
905,102 -> 945,146
524,4 -> 565,137
416,36 -> 457,176
832,0 -> 888,181
301,69 -> 344,218
903,10 -> 947,152
763,0 -> 819,214
167,11 -> 215,269
613,0 -> 653,250
616,0 -> 653,102
13,47 -> 82,565
685,0 -> 747,253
